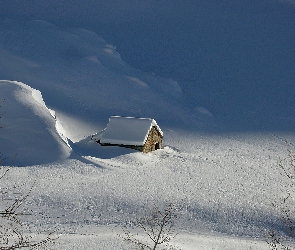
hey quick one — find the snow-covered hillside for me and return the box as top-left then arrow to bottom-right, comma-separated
0,19 -> 213,139
1,75 -> 295,249
0,17 -> 295,249
1,87 -> 294,248
1,0 -> 294,131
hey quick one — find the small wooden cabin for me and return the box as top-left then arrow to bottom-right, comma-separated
96,116 -> 163,153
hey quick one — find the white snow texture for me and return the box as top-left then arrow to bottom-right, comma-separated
0,18 -> 294,250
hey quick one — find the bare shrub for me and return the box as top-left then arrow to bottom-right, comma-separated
121,203 -> 181,250
267,140 -> 295,250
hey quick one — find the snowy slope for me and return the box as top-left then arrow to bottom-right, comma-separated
90,0 -> 295,131
0,19 -> 212,143
0,80 -> 70,166
0,78 -> 294,249
0,18 -> 295,250
1,0 -> 293,131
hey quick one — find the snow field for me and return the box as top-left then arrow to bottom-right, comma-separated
1,17 -> 294,249
1,130 -> 293,249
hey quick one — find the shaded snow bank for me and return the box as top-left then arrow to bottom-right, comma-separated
0,80 -> 71,166
0,19 -> 214,137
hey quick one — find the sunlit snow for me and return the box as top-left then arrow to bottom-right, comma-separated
0,19 -> 294,250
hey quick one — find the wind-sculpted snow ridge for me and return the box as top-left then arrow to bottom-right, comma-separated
0,80 -> 71,166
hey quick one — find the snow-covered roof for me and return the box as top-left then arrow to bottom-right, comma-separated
100,116 -> 163,146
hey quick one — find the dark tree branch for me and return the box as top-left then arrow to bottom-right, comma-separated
268,139 -> 295,249
121,203 -> 180,250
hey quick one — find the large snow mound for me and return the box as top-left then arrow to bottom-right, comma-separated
0,80 -> 71,166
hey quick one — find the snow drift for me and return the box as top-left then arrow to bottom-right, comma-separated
0,80 -> 71,166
